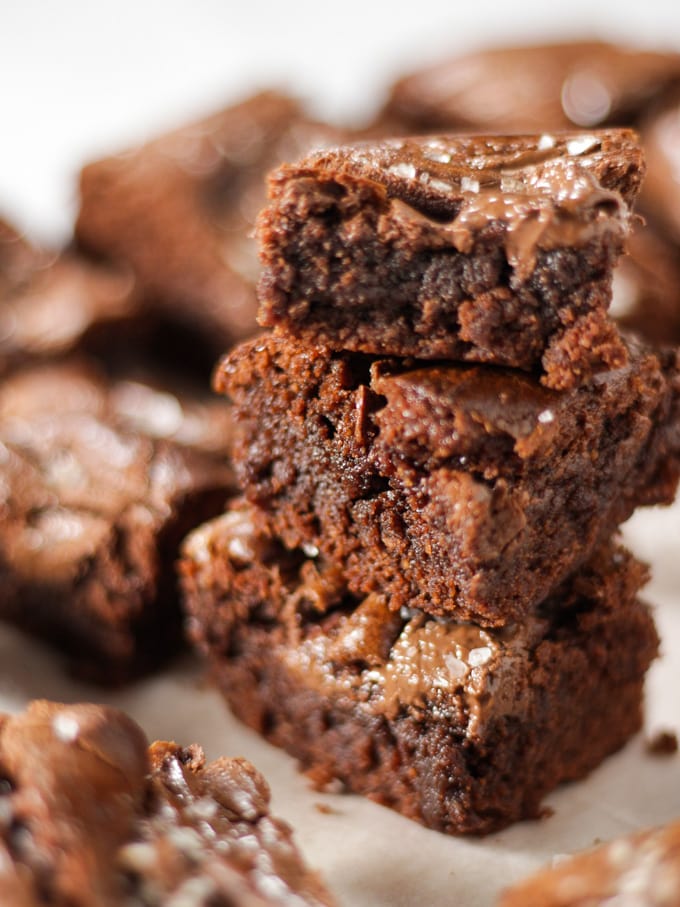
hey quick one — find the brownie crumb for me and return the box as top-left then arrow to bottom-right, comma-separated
645,729 -> 678,755
314,802 -> 338,815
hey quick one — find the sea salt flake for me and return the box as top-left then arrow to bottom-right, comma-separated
387,162 -> 416,180
461,176 -> 480,193
52,713 -> 80,743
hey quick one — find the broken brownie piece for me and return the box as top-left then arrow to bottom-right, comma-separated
499,819 -> 680,906
380,41 -> 680,134
0,217 -> 139,376
76,91 -> 345,359
181,503 -> 658,836
0,362 -> 234,683
0,700 -> 334,906
216,332 -> 680,626
257,130 -> 643,389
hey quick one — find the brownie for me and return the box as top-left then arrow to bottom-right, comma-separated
0,217 -> 140,376
640,91 -> 680,245
216,332 -> 680,626
76,91 -> 345,360
380,41 -> 680,134
181,504 -> 658,836
612,220 -> 680,344
499,819 -> 680,905
257,130 -> 643,389
0,361 -> 234,683
0,701 -> 334,906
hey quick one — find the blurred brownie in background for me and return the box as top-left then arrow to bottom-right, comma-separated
499,818 -> 680,906
640,89 -> 680,245
76,91 -> 346,364
381,41 -> 680,134
612,220 -> 680,343
0,361 -> 234,684
0,217 -> 141,376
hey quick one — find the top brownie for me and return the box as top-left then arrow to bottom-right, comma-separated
257,130 -> 643,389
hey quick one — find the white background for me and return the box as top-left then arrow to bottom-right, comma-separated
1,3 -> 680,904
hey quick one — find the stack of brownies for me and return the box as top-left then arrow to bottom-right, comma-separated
181,128 -> 680,834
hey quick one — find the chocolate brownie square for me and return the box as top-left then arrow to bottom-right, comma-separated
181,503 -> 658,836
76,91 -> 345,359
257,130 -> 643,389
0,701 -> 334,906
380,41 -> 680,134
0,217 -> 139,376
216,332 -> 680,626
499,819 -> 680,906
0,362 -> 234,683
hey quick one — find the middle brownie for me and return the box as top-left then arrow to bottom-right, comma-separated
218,332 -> 680,626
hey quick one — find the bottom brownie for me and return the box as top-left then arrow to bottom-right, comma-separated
181,502 -> 659,836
